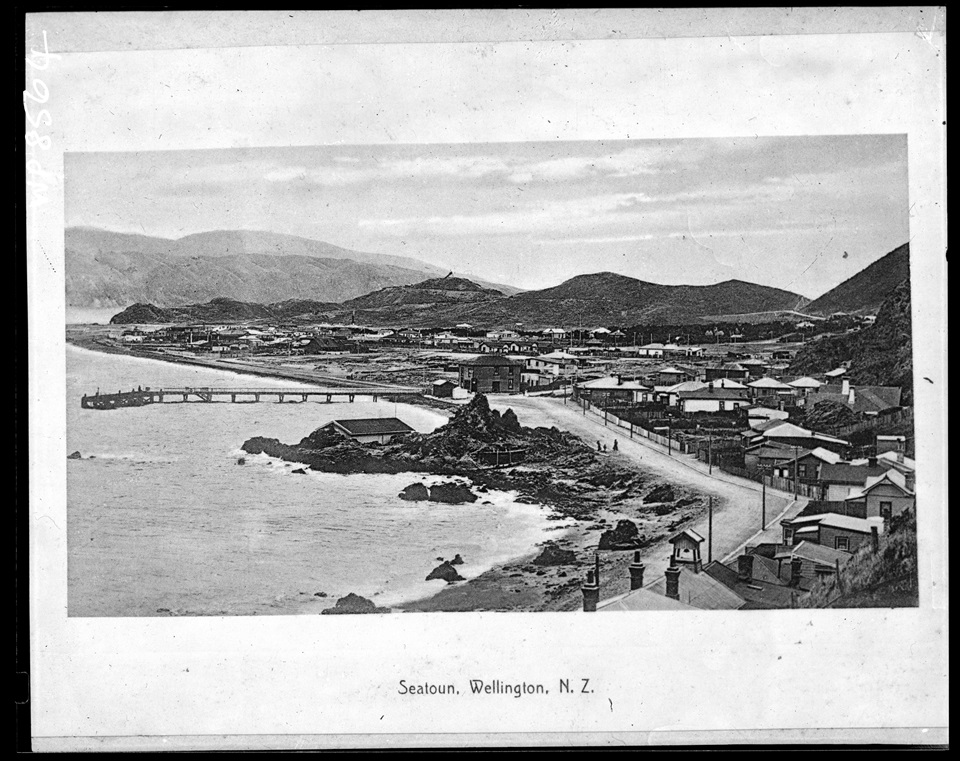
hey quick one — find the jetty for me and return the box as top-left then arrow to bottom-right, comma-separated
80,385 -> 423,409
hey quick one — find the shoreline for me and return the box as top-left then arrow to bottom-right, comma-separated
69,328 -> 716,614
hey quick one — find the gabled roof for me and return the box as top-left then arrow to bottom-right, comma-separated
710,377 -> 748,389
670,529 -> 705,544
327,418 -> 415,436
775,540 -> 851,567
788,376 -> 822,388
747,377 -> 793,390
846,470 -> 914,500
665,380 -> 707,394
581,375 -> 650,391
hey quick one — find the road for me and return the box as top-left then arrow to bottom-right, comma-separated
488,395 -> 806,578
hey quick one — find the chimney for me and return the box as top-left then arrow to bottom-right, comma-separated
737,554 -> 754,583
665,558 -> 681,600
868,456 -> 878,467
628,551 -> 646,590
581,569 -> 600,612
841,379 -> 850,395
848,388 -> 856,405
871,525 -> 880,553
789,557 -> 803,587
709,381 -> 715,393
616,374 -> 622,385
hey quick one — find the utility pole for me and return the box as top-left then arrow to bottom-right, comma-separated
708,496 -> 713,563
794,444 -> 800,499
762,480 -> 767,530
708,430 -> 713,475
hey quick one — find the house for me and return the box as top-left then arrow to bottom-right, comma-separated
787,376 -> 822,396
525,353 -> 580,377
576,375 -> 652,404
769,447 -> 841,482
319,417 -> 416,444
738,359 -> 769,378
655,366 -> 698,386
772,541 -> 850,589
756,422 -> 850,454
844,470 -> 915,521
745,405 -> 790,429
704,362 -> 752,382
810,380 -> 903,415
818,460 -> 895,501
746,377 -> 794,398
676,385 -> 750,414
876,435 -> 907,458
430,379 -> 458,398
702,554 -> 805,609
780,513 -> 885,552
645,556 -> 746,610
458,355 -> 523,394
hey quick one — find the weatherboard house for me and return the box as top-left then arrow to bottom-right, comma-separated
319,418 -> 416,445
458,355 -> 523,394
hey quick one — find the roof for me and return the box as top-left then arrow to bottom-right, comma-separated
783,512 -> 885,534
646,568 -> 746,610
806,447 -> 842,465
702,561 -> 799,609
814,386 -> 903,414
328,418 -> 416,436
747,377 -> 793,390
431,378 -> 457,386
846,470 -> 914,500
670,529 -> 705,544
775,540 -> 851,567
596,587 -> 698,612
581,375 -> 650,391
788,376 -> 823,388
819,462 -> 890,485
824,367 -> 847,377
678,388 -> 750,401
710,377 -> 748,389
665,380 -> 708,394
762,423 -> 849,446
658,366 -> 688,374
462,354 -> 524,367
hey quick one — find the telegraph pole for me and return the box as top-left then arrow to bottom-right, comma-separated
794,444 -> 800,499
708,430 -> 713,475
762,480 -> 767,530
708,496 -> 713,563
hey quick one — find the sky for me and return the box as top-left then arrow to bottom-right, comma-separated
65,134 -> 908,299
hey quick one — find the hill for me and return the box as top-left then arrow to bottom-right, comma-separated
109,297 -> 338,324
65,227 -> 519,308
800,508 -> 917,608
789,277 -> 913,403
456,273 -> 807,327
805,243 -> 910,316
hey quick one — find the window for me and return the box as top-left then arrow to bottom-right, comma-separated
798,464 -> 807,478
719,401 -> 726,411
783,529 -> 793,545
880,501 -> 893,520
835,536 -> 849,551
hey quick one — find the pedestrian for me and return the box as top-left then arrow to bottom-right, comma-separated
602,443 -> 607,452
597,440 -> 602,451
613,439 -> 619,451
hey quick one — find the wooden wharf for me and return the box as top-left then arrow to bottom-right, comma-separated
80,385 -> 422,409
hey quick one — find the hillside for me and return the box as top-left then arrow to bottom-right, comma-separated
805,243 -> 910,316
65,227 -> 520,308
789,277 -> 913,403
800,508 -> 917,608
344,276 -> 505,308
110,296 -> 337,324
456,273 -> 807,327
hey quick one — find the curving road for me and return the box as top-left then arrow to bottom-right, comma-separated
488,395 -> 805,577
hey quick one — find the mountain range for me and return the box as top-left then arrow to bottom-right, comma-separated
804,243 -> 910,316
65,227 -> 519,308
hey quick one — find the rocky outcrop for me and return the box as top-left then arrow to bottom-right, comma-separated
598,520 -> 645,550
320,593 -> 390,614
426,561 -> 465,583
67,451 -> 82,460
644,484 -> 676,504
532,542 -> 577,566
450,553 -> 465,566
399,483 -> 430,501
428,482 -> 478,504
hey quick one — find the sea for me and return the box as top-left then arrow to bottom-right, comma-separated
66,343 -> 560,616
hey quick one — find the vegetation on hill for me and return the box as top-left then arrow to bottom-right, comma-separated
800,508 -> 918,608
789,277 -> 913,404
805,243 -> 909,316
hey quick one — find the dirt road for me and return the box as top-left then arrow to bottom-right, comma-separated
489,395 -> 805,581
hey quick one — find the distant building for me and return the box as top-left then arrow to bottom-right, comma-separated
430,379 -> 458,398
458,355 -> 523,394
319,417 -> 416,445
780,513 -> 884,552
676,385 -> 750,414
844,471 -> 915,521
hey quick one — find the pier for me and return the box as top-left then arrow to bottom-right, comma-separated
80,385 -> 423,409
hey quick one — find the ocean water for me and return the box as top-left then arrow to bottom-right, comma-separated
66,345 -> 558,616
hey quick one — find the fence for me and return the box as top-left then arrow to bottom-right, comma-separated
580,400 -> 691,453
762,474 -> 825,500
476,448 -> 527,467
